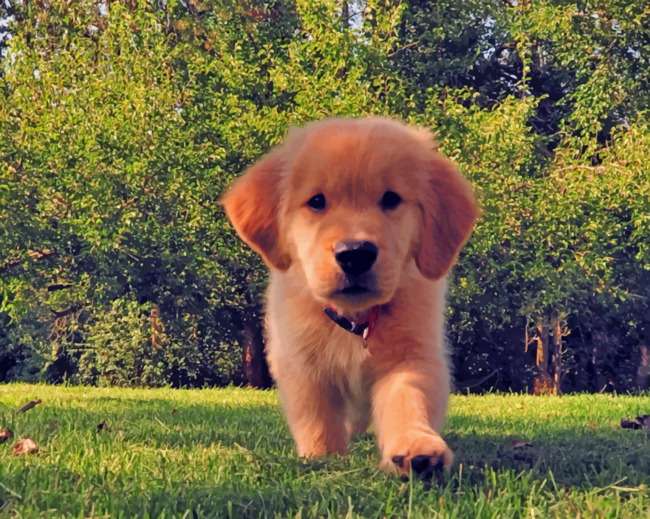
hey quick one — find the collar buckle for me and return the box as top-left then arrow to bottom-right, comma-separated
323,306 -> 379,348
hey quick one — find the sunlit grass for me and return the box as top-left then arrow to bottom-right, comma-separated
1,384 -> 648,517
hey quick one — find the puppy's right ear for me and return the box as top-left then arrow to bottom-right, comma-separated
221,150 -> 291,271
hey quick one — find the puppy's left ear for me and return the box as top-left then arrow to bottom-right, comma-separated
416,155 -> 479,280
220,149 -> 291,271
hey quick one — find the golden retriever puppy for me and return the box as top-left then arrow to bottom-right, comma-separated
222,117 -> 478,480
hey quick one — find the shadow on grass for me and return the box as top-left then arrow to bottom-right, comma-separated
447,427 -> 650,489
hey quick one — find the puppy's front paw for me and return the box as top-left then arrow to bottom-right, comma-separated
381,433 -> 454,482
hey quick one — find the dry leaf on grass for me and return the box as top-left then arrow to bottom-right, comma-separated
17,399 -> 42,414
12,438 -> 39,456
0,427 -> 13,444
511,439 -> 534,449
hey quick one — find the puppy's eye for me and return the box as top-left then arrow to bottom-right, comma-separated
306,193 -> 326,211
380,191 -> 402,210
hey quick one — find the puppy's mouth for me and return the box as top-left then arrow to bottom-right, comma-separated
331,275 -> 379,299
339,285 -> 371,296
323,275 -> 387,312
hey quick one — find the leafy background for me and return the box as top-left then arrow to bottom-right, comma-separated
0,0 -> 648,393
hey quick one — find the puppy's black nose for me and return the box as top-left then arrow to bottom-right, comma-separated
334,240 -> 378,276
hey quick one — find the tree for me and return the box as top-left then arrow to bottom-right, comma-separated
1,0 -> 647,391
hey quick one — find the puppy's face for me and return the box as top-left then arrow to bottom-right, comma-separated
283,124 -> 425,312
222,118 -> 478,313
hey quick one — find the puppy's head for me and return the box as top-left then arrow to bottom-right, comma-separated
222,118 -> 478,313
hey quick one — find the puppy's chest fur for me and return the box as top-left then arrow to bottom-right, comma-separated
319,328 -> 373,404
265,269 -> 445,388
265,276 -> 376,406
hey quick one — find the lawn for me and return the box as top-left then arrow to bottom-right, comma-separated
0,384 -> 648,518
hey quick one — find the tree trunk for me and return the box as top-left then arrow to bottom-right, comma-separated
341,1 -> 349,28
637,345 -> 649,391
533,318 -> 553,394
241,320 -> 272,389
551,316 -> 563,395
150,304 -> 162,350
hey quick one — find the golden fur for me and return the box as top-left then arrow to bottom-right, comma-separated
222,117 -> 478,477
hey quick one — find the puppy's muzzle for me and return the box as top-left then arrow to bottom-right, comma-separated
334,240 -> 378,276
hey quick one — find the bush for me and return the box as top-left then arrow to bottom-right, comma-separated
0,0 -> 648,391
74,298 -> 245,387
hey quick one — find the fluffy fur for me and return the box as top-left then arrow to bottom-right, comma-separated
222,117 -> 478,477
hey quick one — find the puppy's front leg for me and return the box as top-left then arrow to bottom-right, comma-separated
371,356 -> 454,479
276,374 -> 348,458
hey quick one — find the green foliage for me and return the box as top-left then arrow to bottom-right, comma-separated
0,0 -> 648,391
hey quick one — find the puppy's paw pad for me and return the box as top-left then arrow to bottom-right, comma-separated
410,454 -> 433,473
382,434 -> 453,483
410,455 -> 444,482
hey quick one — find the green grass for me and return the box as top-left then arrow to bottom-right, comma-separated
0,385 -> 648,518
